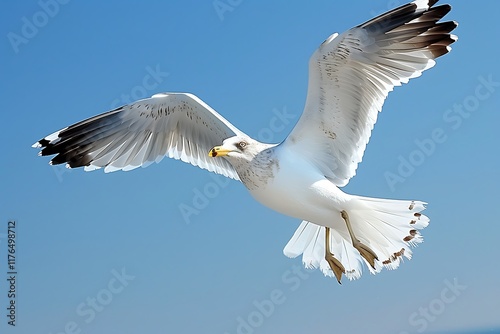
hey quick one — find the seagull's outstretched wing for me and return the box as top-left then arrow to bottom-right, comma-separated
283,0 -> 457,187
33,93 -> 245,179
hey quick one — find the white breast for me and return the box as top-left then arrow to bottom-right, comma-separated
246,145 -> 351,223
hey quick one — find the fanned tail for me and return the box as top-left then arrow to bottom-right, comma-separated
283,197 -> 429,281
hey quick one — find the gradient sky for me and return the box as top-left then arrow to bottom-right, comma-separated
2,1 -> 500,333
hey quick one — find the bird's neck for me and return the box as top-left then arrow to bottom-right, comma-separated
230,147 -> 279,191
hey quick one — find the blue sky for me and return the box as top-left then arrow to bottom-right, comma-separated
1,1 -> 500,333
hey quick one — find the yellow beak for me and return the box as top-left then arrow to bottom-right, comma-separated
209,146 -> 232,157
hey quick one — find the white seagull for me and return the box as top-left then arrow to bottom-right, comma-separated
33,0 -> 457,283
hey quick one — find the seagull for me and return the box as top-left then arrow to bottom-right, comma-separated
33,0 -> 457,283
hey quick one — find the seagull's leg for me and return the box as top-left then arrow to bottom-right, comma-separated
325,227 -> 345,284
340,210 -> 378,269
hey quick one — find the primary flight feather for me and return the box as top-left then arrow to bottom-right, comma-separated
33,0 -> 457,283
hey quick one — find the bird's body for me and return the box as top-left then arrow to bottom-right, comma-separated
221,137 -> 427,279
33,0 -> 457,282
236,143 -> 348,224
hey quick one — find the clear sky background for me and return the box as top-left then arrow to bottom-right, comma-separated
1,1 -> 499,333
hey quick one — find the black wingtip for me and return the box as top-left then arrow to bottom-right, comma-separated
433,4 -> 452,16
428,0 -> 439,8
38,138 -> 50,147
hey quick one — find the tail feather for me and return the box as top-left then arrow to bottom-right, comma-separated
283,197 -> 429,280
285,222 -> 370,280
285,216 -> 359,262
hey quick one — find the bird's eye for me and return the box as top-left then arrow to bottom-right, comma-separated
237,141 -> 247,149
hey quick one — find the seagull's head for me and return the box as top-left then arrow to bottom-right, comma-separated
208,136 -> 266,162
